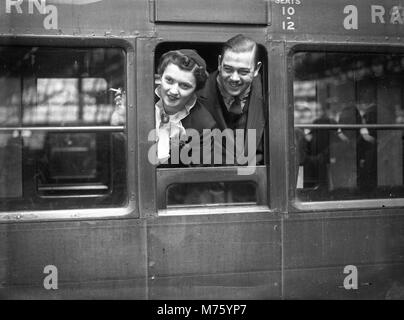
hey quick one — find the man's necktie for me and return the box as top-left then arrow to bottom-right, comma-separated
229,97 -> 242,115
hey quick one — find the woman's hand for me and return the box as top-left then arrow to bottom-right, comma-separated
110,88 -> 126,125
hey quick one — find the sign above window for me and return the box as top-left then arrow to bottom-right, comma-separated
152,0 -> 271,25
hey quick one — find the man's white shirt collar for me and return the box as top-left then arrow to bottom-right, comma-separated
216,76 -> 251,112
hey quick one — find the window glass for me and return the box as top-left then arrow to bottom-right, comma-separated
0,132 -> 22,198
23,77 -> 110,125
0,77 -> 20,126
294,51 -> 404,202
167,182 -> 257,207
0,46 -> 127,211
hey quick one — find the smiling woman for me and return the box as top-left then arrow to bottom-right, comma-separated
158,57 -> 197,115
112,49 -> 215,165
153,50 -> 214,164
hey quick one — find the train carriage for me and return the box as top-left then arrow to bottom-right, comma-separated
1,0 -> 404,299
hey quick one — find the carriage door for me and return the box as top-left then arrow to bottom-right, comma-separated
137,0 -> 283,299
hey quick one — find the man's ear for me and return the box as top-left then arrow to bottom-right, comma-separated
218,55 -> 222,70
253,61 -> 262,77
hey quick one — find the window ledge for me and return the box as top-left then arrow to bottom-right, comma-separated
293,198 -> 404,211
158,204 -> 271,216
0,206 -> 135,222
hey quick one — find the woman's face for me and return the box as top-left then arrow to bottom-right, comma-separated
160,63 -> 196,114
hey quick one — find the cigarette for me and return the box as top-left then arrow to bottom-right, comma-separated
109,88 -> 122,94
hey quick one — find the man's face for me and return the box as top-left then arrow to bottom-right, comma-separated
218,49 -> 261,97
160,63 -> 196,114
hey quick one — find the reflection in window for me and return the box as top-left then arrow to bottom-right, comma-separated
0,133 -> 22,198
167,182 -> 257,207
36,132 -> 113,197
294,51 -> 404,202
0,77 -> 20,126
0,46 -> 127,211
23,78 -> 110,125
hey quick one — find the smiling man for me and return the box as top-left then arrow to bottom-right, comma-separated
198,34 -> 266,165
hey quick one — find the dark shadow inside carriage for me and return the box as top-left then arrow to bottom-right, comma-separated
155,42 -> 267,75
0,46 -> 127,211
154,42 -> 268,208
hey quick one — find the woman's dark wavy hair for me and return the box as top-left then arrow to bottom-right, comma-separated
157,50 -> 208,91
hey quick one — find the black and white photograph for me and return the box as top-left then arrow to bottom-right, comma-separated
1,0 -> 404,307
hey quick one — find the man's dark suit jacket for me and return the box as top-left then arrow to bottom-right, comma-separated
197,71 -> 266,164
181,100 -> 217,133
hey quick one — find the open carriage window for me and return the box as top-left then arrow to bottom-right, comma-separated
154,42 -> 268,210
0,46 -> 127,211
294,50 -> 404,203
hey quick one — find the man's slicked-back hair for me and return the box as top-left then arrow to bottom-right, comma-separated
220,34 -> 259,67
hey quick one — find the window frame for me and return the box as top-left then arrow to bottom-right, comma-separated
136,36 -> 272,217
0,36 -> 138,222
288,42 -> 404,212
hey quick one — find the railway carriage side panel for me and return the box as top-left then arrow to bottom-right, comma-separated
147,214 -> 282,300
0,219 -> 147,299
284,213 -> 404,299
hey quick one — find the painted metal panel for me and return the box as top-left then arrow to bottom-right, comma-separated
0,218 -> 147,299
148,271 -> 281,299
154,0 -> 270,25
271,0 -> 404,37
283,213 -> 404,298
284,263 -> 404,299
0,0 -> 152,36
136,37 -> 159,216
148,215 -> 282,299
269,41 -> 288,212
1,279 -> 146,299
